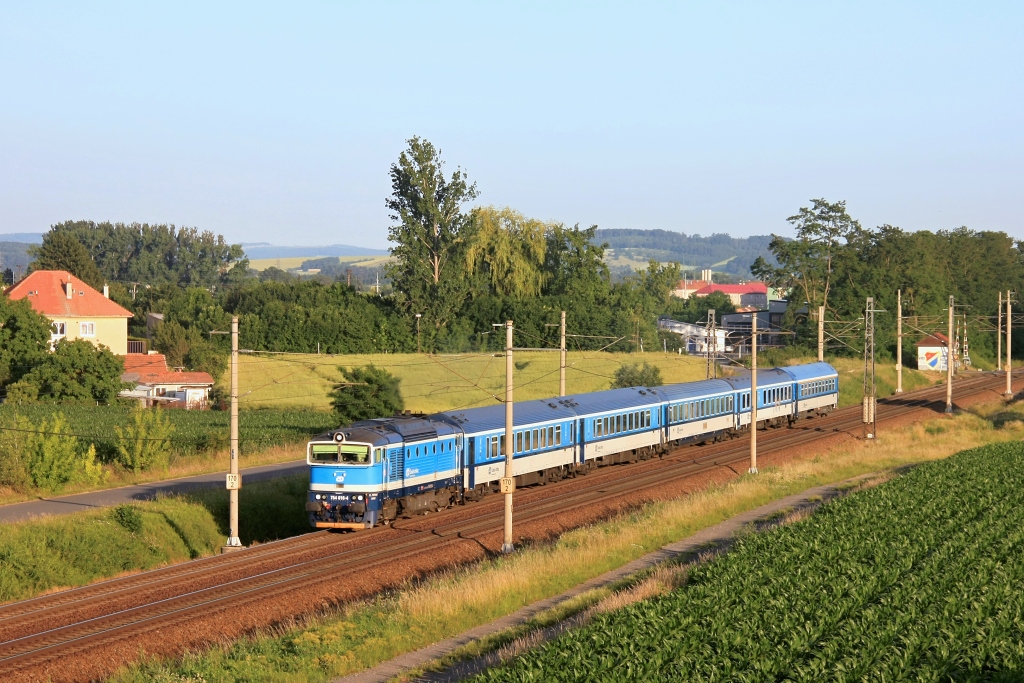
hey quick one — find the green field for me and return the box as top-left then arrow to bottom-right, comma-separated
230,351 -> 942,413
0,405 -> 336,463
231,351 -> 713,413
248,255 -> 394,272
473,441 -> 1024,682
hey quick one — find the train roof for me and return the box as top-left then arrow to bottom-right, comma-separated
721,367 -> 795,391
436,398 -> 578,433
657,378 -> 735,401
556,385 -> 665,417
314,415 -> 460,446
780,362 -> 839,382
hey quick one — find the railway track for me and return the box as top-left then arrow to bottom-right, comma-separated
0,371 -> 1016,681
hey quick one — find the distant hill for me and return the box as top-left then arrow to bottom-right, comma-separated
0,242 -> 33,275
0,233 -> 44,244
593,229 -> 776,278
242,243 -> 388,260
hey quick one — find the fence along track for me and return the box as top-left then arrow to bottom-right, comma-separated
0,372 -> 1012,677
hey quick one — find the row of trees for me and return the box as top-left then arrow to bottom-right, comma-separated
752,199 -> 1024,360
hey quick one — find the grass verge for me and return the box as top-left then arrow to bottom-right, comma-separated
107,398 -> 1024,683
0,474 -> 309,605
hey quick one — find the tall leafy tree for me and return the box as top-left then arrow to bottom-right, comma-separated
543,223 -> 610,297
28,232 -> 106,289
751,198 -> 864,314
43,221 -> 247,288
466,206 -> 548,298
386,137 -> 479,331
0,297 -> 51,392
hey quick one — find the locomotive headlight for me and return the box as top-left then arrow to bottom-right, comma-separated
333,432 -> 345,442
357,495 -> 364,501
315,494 -> 322,500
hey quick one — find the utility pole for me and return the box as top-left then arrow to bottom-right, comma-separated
896,291 -> 903,393
501,321 -> 515,554
946,296 -> 954,413
749,314 -> 758,475
863,298 -> 877,439
1006,290 -> 1013,397
706,309 -> 717,379
415,313 -> 422,354
817,305 -> 824,363
559,310 -> 566,397
224,317 -> 242,551
998,291 -> 1003,372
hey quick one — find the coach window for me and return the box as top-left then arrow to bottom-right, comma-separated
516,432 -> 523,453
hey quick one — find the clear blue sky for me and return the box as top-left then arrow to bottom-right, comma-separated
1,2 -> 1021,248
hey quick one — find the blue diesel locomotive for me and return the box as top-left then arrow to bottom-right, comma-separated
304,362 -> 839,529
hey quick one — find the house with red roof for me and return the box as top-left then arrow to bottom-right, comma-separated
692,282 -> 768,309
119,353 -> 215,409
6,270 -> 133,355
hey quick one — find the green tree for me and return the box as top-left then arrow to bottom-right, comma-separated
43,221 -> 247,288
28,232 -> 105,289
11,339 -> 127,404
330,365 -> 404,424
0,296 -> 51,394
751,198 -> 864,314
542,223 -> 610,297
611,362 -> 663,389
115,407 -> 175,473
386,137 -> 479,332
466,206 -> 548,298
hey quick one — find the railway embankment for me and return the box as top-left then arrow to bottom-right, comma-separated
99,383 -> 1024,683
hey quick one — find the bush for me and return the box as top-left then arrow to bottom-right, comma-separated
611,362 -> 663,389
115,407 -> 175,473
329,365 -> 404,424
16,413 -> 107,493
110,504 -> 144,534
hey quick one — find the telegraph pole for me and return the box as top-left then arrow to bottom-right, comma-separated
749,314 -> 758,475
1006,291 -> 1013,397
224,317 -> 242,551
415,313 -> 422,354
559,310 -> 566,397
862,298 -> 878,439
946,296 -> 954,413
817,305 -> 824,362
998,291 -> 1003,372
501,321 -> 515,554
706,309 -> 717,379
895,291 -> 903,393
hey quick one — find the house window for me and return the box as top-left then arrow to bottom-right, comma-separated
80,322 -> 96,337
51,322 -> 66,339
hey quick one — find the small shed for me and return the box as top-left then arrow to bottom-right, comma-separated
916,333 -> 949,371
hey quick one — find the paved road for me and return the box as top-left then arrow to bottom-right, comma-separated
0,459 -> 307,524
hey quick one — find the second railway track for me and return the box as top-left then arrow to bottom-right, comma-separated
0,371 -> 1016,682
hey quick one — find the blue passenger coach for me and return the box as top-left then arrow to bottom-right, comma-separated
305,361 -> 840,529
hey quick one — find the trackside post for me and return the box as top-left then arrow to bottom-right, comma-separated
502,320 -> 515,554
224,317 -> 243,551
749,314 -> 758,475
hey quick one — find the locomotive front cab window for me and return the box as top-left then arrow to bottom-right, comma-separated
311,443 -> 371,464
